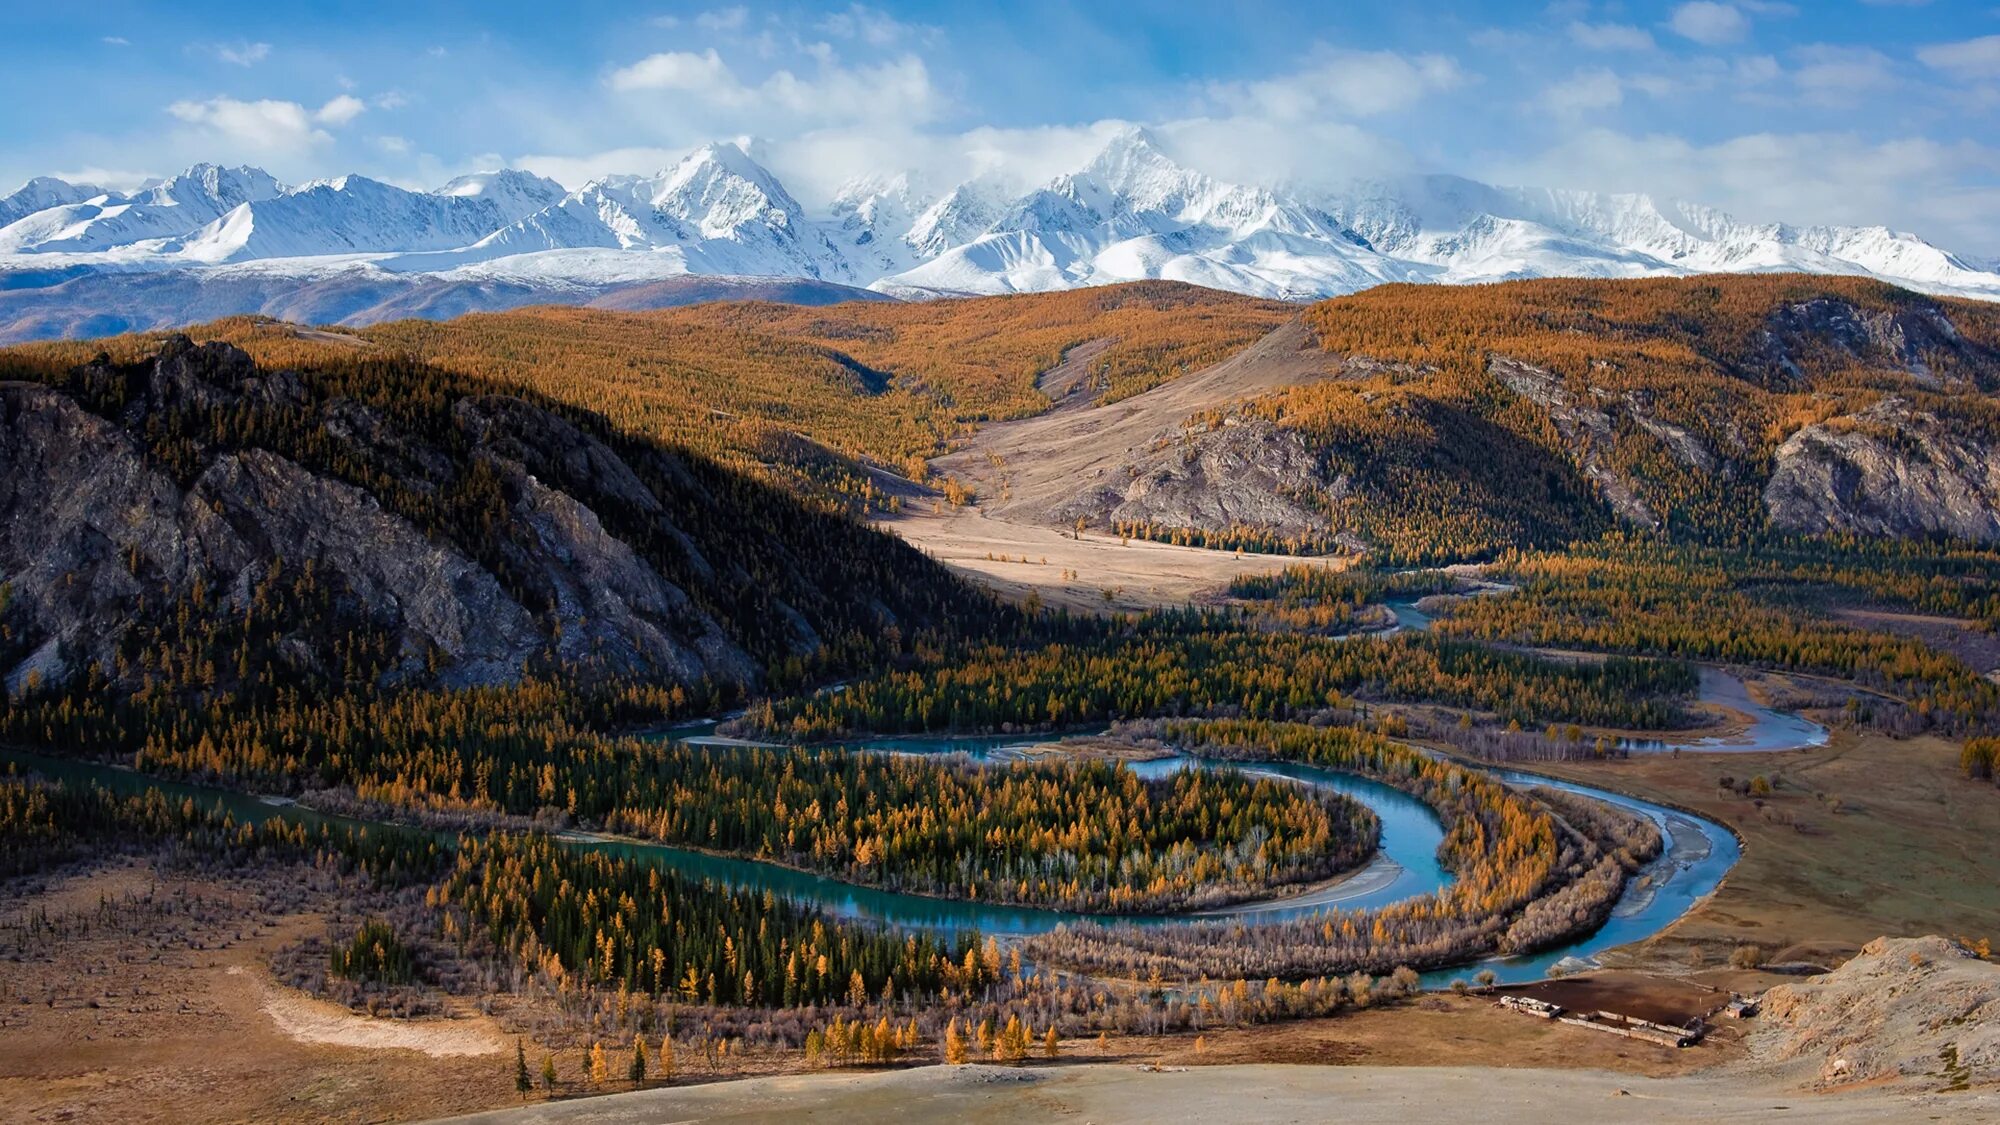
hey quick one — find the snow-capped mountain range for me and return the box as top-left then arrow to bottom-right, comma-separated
2,126 -> 1995,341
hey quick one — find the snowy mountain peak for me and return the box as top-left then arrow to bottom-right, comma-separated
152,163 -> 286,208
437,168 -> 561,198
1082,125 -> 1177,182
435,169 -> 566,224
653,143 -> 804,236
0,176 -> 103,227
903,177 -> 1005,260
0,140 -> 1996,329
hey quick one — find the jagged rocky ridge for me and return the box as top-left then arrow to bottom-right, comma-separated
2,129 -> 1997,342
0,336 -> 986,699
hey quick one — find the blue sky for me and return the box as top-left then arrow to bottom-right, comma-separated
4,1 -> 1998,253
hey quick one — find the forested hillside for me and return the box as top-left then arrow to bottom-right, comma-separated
0,334 -> 1000,706
1267,275 -> 2000,561
928,275 -> 2000,563
3,282 -> 1289,512
16,276 -> 1988,566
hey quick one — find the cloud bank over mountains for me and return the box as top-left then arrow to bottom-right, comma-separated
1,122 -> 1995,343
3,3 -> 1995,262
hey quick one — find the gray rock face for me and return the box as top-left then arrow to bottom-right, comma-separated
1491,355 -> 1662,529
0,337 -> 783,696
1048,416 -> 1331,541
1764,398 -> 2000,542
188,449 -> 542,687
0,381 -> 183,694
1757,298 -> 1973,387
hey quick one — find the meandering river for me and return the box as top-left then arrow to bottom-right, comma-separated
1388,596 -> 1833,754
0,729 -> 1737,987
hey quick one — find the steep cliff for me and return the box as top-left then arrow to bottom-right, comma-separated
1765,398 -> 2000,542
0,337 -> 987,700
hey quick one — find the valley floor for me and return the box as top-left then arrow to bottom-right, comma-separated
1517,728 -> 2000,974
7,731 -> 1997,1123
0,860 -> 513,1124
427,1060 -> 1998,1124
876,504 -> 1337,614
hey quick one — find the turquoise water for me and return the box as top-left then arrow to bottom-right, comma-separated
1389,597 -> 1831,754
0,724 -> 1736,987
1616,666 -> 1830,754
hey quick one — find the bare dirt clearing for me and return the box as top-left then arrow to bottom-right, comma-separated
876,503 -> 1336,613
259,982 -> 505,1058
0,863 -> 520,1124
928,318 -> 1347,531
429,1059 -> 1994,1125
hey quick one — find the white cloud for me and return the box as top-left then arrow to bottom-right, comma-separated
314,94 -> 368,126
167,97 -> 324,153
1668,3 -> 1748,46
164,93 -> 364,159
817,5 -> 935,47
49,166 -> 155,192
1541,69 -> 1625,115
745,113 -> 1419,212
1204,48 -> 1464,120
607,46 -> 944,128
1918,35 -> 2000,79
1789,46 -> 1896,106
213,41 -> 272,67
1470,28 -> 1536,51
512,146 -> 688,189
1734,55 -> 1783,85
101,36 -> 129,47
694,7 -> 748,33
608,49 -> 734,93
1568,22 -> 1655,51
374,135 -> 413,155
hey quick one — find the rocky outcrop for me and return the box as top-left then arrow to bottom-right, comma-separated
1756,297 -> 1982,388
1046,416 -> 1332,542
1764,398 -> 2000,543
0,337 -> 896,697
187,448 -> 543,687
1755,935 -> 2000,1090
1491,356 -> 1667,528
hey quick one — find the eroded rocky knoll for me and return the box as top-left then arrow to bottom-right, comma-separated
1764,397 -> 2000,542
955,279 -> 2000,554
931,317 -> 1354,539
0,336 -> 975,698
1754,935 -> 1999,1091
